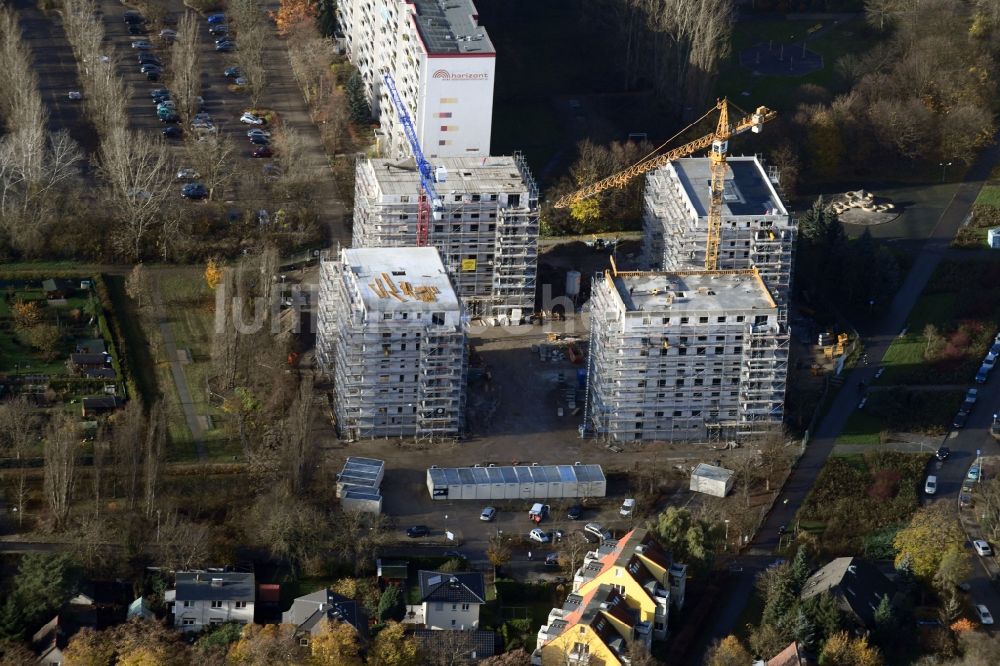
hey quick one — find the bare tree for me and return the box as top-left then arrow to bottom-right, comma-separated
169,12 -> 202,124
186,129 -> 237,201
229,0 -> 269,107
111,400 -> 146,511
0,397 -> 38,527
98,126 -> 173,259
125,263 -> 151,310
284,373 -> 314,495
43,415 -> 79,530
143,403 -> 165,519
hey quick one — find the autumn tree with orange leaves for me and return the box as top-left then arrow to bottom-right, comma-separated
272,0 -> 316,37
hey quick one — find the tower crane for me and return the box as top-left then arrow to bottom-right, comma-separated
553,99 -> 777,271
383,73 -> 443,247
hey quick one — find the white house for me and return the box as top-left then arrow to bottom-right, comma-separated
172,571 -> 255,632
418,570 -> 485,630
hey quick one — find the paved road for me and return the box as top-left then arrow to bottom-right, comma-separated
694,136 -> 1000,656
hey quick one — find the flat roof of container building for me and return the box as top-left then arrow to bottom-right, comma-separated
427,464 -> 605,486
338,457 -> 385,487
341,486 -> 383,501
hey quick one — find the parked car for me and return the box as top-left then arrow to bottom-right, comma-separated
874,367 -> 885,380
976,604 -> 994,625
249,134 -> 270,145
406,525 -> 429,538
567,505 -> 582,520
976,365 -> 991,384
986,353 -> 998,370
443,550 -> 466,560
207,13 -> 226,24
857,396 -> 868,410
480,507 -> 496,522
953,412 -> 968,429
247,128 -> 271,139
234,76 -> 248,87
620,498 -> 636,517
159,113 -> 179,123
162,126 -> 183,139
209,24 -> 228,36
123,10 -> 144,25
145,70 -> 161,81
936,446 -> 951,461
150,88 -> 171,101
545,552 -> 559,567
528,503 -> 549,524
224,66 -> 241,79
969,466 -> 981,481
176,168 -> 200,180
240,112 -> 264,125
67,91 -> 82,100
128,23 -> 146,36
140,63 -> 161,75
159,29 -> 177,41
925,475 -> 937,495
181,183 -> 206,199
251,146 -> 272,158
215,41 -> 235,52
974,539 -> 993,557
584,522 -> 611,543
130,40 -> 153,50
528,528 -> 551,544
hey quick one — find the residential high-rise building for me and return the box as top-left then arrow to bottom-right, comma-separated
317,247 -> 468,441
641,156 -> 794,316
352,155 -> 539,321
584,268 -> 788,443
337,0 -> 495,158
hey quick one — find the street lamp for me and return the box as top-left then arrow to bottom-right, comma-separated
724,519 -> 730,552
940,161 -> 953,183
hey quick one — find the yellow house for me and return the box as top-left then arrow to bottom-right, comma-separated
572,528 -> 686,640
535,584 -> 637,666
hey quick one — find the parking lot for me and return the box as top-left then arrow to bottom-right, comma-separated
15,0 -> 348,243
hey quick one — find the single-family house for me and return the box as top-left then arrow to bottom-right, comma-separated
800,557 -> 896,629
69,353 -> 111,373
754,641 -> 806,666
75,339 -> 107,355
172,571 -> 255,632
414,629 -> 498,663
42,279 -> 73,300
418,571 -> 485,631
282,588 -> 361,646
572,528 -> 686,640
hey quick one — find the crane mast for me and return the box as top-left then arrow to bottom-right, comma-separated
382,73 -> 442,247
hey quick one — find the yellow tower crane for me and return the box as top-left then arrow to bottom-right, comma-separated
553,100 -> 777,271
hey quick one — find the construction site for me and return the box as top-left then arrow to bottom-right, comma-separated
316,246 -> 468,441
641,155 -> 795,315
351,154 -> 540,323
584,267 -> 788,443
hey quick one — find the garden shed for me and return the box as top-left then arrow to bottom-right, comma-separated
690,463 -> 734,498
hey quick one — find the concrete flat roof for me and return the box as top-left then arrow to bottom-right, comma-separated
610,270 -> 776,313
672,156 -> 786,218
365,156 -> 527,198
343,247 -> 460,313
411,0 -> 495,56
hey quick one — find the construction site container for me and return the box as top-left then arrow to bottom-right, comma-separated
341,486 -> 383,513
566,270 -> 581,298
690,463 -> 734,498
335,457 -> 385,498
426,464 -> 606,500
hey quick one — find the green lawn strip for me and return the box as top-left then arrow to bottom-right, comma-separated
975,185 -> 1000,207
101,275 -> 160,406
837,389 -> 963,445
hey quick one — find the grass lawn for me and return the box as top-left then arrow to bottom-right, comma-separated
838,389 -> 964,445
953,186 -> 1000,248
716,16 -> 871,114
102,275 -> 159,406
880,261 -> 1000,385
155,270 -> 231,461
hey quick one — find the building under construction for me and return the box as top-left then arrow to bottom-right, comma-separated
317,247 -> 468,441
584,268 -> 788,443
641,156 -> 794,316
351,154 -> 539,322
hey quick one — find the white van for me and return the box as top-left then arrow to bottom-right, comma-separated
620,498 -> 636,516
925,475 -> 937,495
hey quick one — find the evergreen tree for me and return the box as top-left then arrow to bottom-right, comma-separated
346,71 -> 371,125
316,0 -> 338,37
0,600 -> 26,641
793,607 -> 817,652
377,585 -> 401,622
804,592 -> 845,645
791,548 -> 811,588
